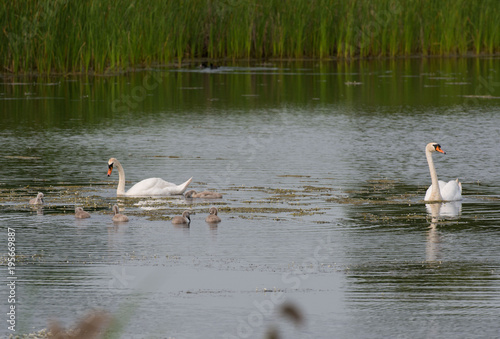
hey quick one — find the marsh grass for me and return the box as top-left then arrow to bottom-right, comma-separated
1,0 -> 499,74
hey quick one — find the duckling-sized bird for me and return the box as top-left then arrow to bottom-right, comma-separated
112,205 -> 129,222
29,192 -> 44,205
184,190 -> 222,199
205,207 -> 221,223
172,210 -> 191,225
75,207 -> 91,219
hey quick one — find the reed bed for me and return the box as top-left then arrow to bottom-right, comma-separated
1,0 -> 499,74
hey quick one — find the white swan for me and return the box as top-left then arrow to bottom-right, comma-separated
424,143 -> 462,202
107,158 -> 192,197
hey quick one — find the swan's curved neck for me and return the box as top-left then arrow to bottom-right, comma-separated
426,149 -> 442,201
113,159 -> 126,195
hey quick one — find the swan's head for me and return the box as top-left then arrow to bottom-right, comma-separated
75,207 -> 83,213
107,158 -> 117,176
184,190 -> 196,198
426,143 -> 446,154
209,207 -> 218,215
112,204 -> 120,214
182,210 -> 191,221
37,192 -> 44,202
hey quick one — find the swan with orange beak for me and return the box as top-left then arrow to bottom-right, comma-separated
424,143 -> 462,202
107,158 -> 192,197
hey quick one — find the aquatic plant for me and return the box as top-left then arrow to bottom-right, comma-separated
1,0 -> 499,74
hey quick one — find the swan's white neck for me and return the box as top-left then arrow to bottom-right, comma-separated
426,149 -> 442,201
113,159 -> 126,195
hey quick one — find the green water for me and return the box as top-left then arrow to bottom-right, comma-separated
1,58 -> 500,338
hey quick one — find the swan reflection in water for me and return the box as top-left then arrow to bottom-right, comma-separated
425,201 -> 462,262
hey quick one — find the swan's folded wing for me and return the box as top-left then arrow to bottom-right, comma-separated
125,177 -> 192,196
441,180 -> 462,201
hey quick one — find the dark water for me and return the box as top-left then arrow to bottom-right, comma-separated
1,58 -> 500,338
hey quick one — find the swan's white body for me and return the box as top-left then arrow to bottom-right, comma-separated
107,158 -> 192,197
424,143 -> 462,202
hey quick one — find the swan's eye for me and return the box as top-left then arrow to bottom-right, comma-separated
434,144 -> 446,154
108,163 -> 113,169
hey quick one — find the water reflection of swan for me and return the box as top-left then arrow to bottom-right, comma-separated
424,143 -> 462,202
32,206 -> 44,215
425,201 -> 462,262
107,158 -> 192,196
425,201 -> 462,218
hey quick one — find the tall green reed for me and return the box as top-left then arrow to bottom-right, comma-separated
1,0 -> 499,74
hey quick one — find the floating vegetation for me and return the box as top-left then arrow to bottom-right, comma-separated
345,81 -> 363,86
0,253 -> 45,266
303,186 -> 334,192
361,212 -> 426,223
8,328 -> 51,339
4,155 -> 42,160
0,177 -> 434,225
223,206 -> 299,214
462,95 -> 500,99
277,175 -> 311,178
291,208 -> 324,217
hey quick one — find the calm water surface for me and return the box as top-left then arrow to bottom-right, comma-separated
1,58 -> 500,338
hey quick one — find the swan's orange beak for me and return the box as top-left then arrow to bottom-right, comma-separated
435,145 -> 446,154
107,164 -> 113,176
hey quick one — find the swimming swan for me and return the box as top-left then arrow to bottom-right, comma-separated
172,210 -> 191,225
424,143 -> 462,202
205,207 -> 221,223
184,190 -> 223,199
107,158 -> 192,196
112,205 -> 129,222
75,207 -> 91,219
29,192 -> 44,205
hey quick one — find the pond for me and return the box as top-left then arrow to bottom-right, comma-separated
1,58 -> 500,338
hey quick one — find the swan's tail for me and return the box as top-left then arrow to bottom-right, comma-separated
177,177 -> 193,194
